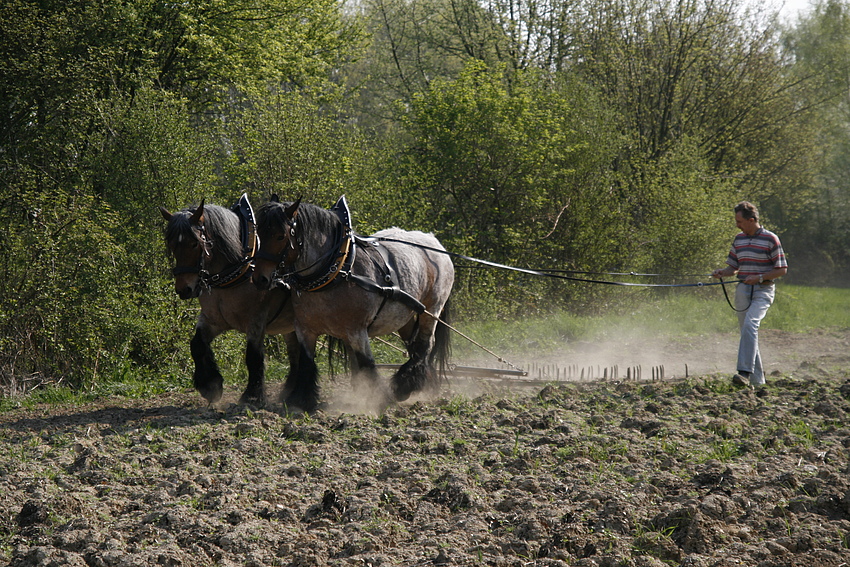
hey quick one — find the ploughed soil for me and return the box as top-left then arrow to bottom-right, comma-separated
2,328 -> 850,567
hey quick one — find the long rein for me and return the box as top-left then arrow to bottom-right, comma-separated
370,236 -> 756,312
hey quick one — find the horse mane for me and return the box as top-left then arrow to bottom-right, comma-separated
165,203 -> 244,265
296,202 -> 343,254
257,199 -> 342,258
256,200 -> 294,242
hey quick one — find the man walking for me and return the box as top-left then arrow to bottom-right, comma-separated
712,201 -> 788,388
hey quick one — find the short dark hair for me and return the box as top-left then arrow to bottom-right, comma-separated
734,201 -> 759,221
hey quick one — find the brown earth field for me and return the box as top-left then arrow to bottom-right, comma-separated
2,328 -> 850,567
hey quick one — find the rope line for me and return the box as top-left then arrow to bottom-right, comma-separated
719,277 -> 754,312
455,265 -> 713,279
424,309 -> 523,371
375,236 -> 734,289
374,335 -> 407,355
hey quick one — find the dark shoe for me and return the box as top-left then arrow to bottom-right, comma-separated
732,373 -> 749,388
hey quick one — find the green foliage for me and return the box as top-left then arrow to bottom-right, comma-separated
0,0 -> 365,396
397,62 -> 623,313
0,0 -> 843,398
221,93 -> 375,206
616,139 -> 735,274
780,0 -> 850,284
0,189 -> 143,386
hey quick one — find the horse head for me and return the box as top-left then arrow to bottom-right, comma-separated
253,195 -> 301,290
160,200 -> 211,299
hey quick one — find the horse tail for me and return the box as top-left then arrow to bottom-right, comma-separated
326,336 -> 348,377
432,298 -> 452,380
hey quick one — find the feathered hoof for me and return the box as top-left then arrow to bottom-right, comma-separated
238,389 -> 267,408
392,360 -> 431,402
197,380 -> 224,405
283,392 -> 319,414
392,382 -> 415,403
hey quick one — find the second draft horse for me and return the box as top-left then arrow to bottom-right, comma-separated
253,196 -> 454,412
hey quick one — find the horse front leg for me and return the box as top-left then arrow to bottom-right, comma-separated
239,332 -> 267,407
190,323 -> 225,404
282,330 -> 320,413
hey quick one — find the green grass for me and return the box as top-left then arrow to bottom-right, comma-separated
452,284 -> 850,359
765,285 -> 850,331
1,284 -> 847,408
0,371 -> 183,412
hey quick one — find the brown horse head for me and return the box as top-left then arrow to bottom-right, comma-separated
253,196 -> 301,290
160,200 -> 210,299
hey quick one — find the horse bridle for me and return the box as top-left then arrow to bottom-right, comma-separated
171,222 -> 214,286
173,218 -> 257,290
254,212 -> 301,283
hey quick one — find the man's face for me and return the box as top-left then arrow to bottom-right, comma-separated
735,212 -> 758,235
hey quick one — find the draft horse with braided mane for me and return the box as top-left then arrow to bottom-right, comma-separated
253,195 -> 454,412
159,195 -> 299,406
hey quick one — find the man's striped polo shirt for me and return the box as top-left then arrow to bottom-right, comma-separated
726,227 -> 787,281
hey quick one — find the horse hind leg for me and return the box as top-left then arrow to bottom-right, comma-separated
393,305 -> 450,402
392,335 -> 436,402
190,326 -> 224,404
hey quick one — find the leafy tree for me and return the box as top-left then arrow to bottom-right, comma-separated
0,189 -> 134,386
571,0 -> 810,177
396,62 -> 623,312
222,94 -> 366,203
0,0 -> 366,390
780,0 -> 850,282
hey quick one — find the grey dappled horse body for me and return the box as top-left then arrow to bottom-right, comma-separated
253,197 -> 454,413
160,200 -> 298,406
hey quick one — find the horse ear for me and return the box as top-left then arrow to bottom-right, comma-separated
190,199 -> 205,225
270,194 -> 280,203
159,207 -> 173,221
285,197 -> 301,220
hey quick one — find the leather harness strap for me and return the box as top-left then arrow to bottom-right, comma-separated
302,230 -> 353,292
213,193 -> 259,289
280,195 -> 426,315
349,236 -> 426,315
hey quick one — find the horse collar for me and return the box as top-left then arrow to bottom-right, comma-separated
196,195 -> 258,290
330,194 -> 353,231
232,193 -> 259,260
212,194 -> 259,289
286,195 -> 355,293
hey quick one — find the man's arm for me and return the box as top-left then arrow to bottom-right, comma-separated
711,266 -> 737,279
739,266 -> 787,285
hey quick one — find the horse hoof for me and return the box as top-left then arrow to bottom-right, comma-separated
198,383 -> 224,404
392,383 -> 414,403
283,394 -> 318,414
239,392 -> 266,408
